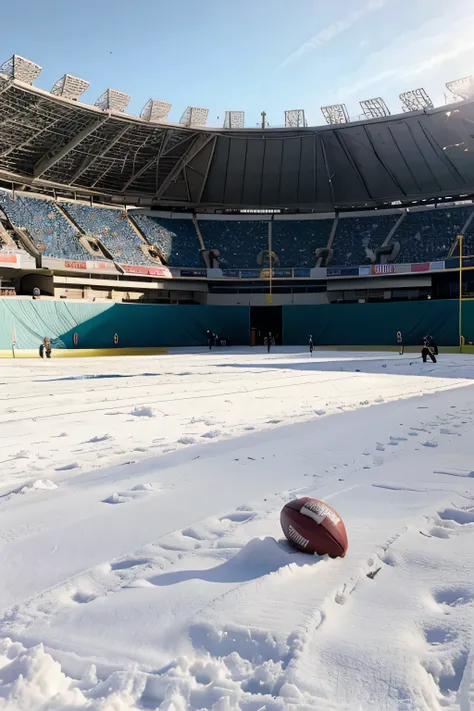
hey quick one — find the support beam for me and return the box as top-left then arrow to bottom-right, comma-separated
196,135 -> 217,204
156,133 -> 213,199
121,129 -> 170,192
71,124 -> 131,184
33,116 -> 109,178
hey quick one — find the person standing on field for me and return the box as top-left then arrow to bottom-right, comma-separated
309,335 -> 314,356
396,330 -> 404,355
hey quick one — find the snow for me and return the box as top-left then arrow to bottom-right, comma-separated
0,348 -> 474,710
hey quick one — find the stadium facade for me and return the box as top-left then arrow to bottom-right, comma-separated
1,55 -> 474,351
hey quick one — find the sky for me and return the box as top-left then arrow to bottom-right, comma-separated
3,0 -> 474,128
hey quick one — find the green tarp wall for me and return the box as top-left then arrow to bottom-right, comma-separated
0,300 -> 250,350
283,300 -> 474,346
1,299 -> 472,350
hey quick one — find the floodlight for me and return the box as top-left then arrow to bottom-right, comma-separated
51,74 -> 90,100
446,76 -> 474,101
140,99 -> 172,122
321,104 -> 349,124
359,97 -> 390,119
400,88 -> 433,112
0,55 -> 41,84
95,89 -> 130,112
180,106 -> 209,127
284,109 -> 306,127
224,111 -> 245,128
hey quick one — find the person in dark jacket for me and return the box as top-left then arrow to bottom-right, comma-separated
39,336 -> 52,359
396,330 -> 404,355
206,329 -> 213,350
267,332 -> 272,354
309,335 -> 314,356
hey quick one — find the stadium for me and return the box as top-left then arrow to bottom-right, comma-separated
2,40 -> 474,711
1,54 -> 474,354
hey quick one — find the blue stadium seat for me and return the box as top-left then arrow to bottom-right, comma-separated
392,207 -> 473,263
63,203 -> 151,266
131,215 -> 202,267
0,193 -> 88,259
332,214 -> 399,267
197,220 -> 267,269
272,219 -> 332,267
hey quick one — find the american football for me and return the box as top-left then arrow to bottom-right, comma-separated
280,497 -> 348,558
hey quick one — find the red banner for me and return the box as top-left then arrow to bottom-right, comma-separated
121,264 -> 172,278
411,263 -> 430,272
0,253 -> 18,265
64,260 -> 108,270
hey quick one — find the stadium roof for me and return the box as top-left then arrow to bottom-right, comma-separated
1,74 -> 474,211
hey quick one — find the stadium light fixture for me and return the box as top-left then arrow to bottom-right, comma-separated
51,74 -> 90,101
284,109 -> 306,128
180,106 -> 209,127
321,104 -> 349,125
399,88 -> 433,112
224,111 -> 245,129
0,55 -> 41,84
359,97 -> 391,120
140,99 -> 172,122
95,89 -> 131,113
446,76 -> 474,101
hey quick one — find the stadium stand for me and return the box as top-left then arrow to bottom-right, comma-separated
131,214 -> 202,267
272,219 -> 332,267
62,203 -> 151,266
197,219 -> 268,269
0,192 -> 88,259
392,207 -> 474,263
331,214 -> 400,267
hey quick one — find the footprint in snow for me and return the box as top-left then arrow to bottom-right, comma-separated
422,441 -> 438,448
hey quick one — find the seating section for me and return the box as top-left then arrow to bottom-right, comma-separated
0,192 -> 88,259
197,220 -> 268,269
272,219 -> 332,267
331,214 -> 399,267
62,202 -> 154,266
393,207 -> 474,263
131,214 -> 202,267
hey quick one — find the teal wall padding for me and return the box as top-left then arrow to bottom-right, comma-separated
282,301 -> 472,346
1,298 -> 471,350
0,300 -> 250,349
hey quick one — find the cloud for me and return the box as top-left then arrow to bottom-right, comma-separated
335,6 -> 474,103
279,0 -> 386,69
359,39 -> 369,49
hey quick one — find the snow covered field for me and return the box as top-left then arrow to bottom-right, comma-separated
1,348 -> 474,710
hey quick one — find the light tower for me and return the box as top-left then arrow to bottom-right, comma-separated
140,99 -> 172,122
179,106 -> 209,127
95,89 -> 131,113
400,88 -> 433,112
359,97 -> 390,119
284,109 -> 306,127
321,104 -> 349,124
51,74 -> 90,100
224,111 -> 245,128
0,54 -> 41,84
